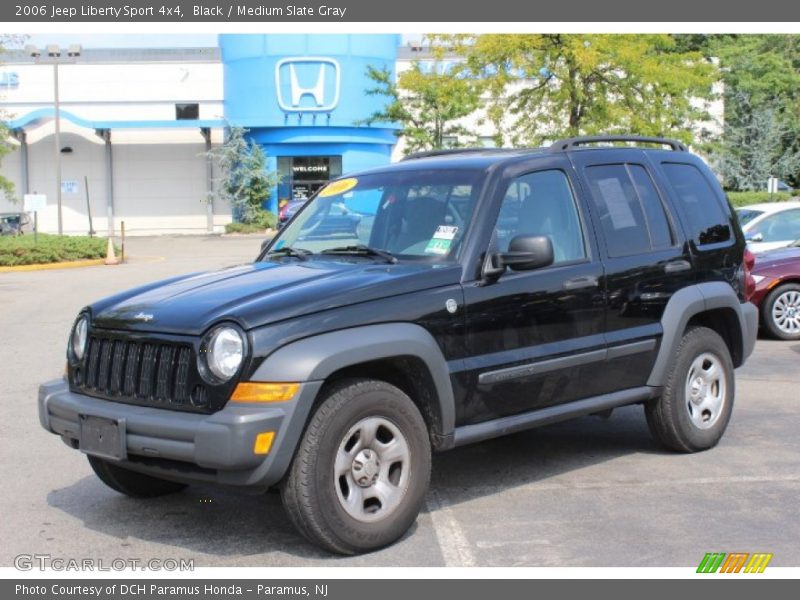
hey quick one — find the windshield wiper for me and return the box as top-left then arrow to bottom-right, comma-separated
266,246 -> 311,261
320,244 -> 398,264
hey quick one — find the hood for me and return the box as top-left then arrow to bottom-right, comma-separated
89,259 -> 462,335
753,246 -> 800,273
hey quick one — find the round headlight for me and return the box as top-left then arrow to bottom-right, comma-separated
70,315 -> 89,362
205,326 -> 244,382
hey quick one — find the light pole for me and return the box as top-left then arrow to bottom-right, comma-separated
26,44 -> 81,235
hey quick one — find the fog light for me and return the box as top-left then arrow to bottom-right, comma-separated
231,382 -> 299,403
253,431 -> 276,455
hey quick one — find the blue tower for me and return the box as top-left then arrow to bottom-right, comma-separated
219,34 -> 401,213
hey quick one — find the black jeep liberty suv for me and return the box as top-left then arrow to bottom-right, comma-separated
39,136 -> 758,554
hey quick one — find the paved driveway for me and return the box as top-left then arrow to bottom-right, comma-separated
1,236 -> 797,567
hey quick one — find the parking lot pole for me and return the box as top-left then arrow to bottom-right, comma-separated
53,63 -> 63,235
202,127 -> 214,233
34,211 -> 38,244
84,175 -> 94,237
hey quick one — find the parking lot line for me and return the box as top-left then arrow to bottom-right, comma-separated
426,489 -> 477,567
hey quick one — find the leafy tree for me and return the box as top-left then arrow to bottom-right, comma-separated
711,35 -> 800,188
433,34 -> 717,147
715,92 -> 800,191
0,121 -> 14,201
360,63 -> 484,154
206,126 -> 279,228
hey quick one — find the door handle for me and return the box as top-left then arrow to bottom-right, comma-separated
563,275 -> 599,290
664,259 -> 691,274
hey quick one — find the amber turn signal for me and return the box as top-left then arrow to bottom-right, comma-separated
230,382 -> 299,403
253,431 -> 276,455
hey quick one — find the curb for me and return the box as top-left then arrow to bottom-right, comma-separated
0,258 -> 108,273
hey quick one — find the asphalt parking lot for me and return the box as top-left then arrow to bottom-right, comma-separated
1,235 -> 798,568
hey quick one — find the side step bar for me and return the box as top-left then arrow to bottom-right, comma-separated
452,386 -> 659,448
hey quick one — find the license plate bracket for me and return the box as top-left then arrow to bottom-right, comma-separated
79,415 -> 126,461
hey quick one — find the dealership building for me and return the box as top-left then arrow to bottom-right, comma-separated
0,35 -> 410,235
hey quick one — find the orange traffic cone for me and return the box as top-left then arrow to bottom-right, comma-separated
104,237 -> 119,265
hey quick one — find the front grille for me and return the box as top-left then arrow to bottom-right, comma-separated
72,334 -> 209,411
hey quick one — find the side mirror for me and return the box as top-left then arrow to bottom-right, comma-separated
483,235 -> 554,281
746,232 -> 764,243
500,235 -> 554,271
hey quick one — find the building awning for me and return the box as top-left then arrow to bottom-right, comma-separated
6,107 -> 224,131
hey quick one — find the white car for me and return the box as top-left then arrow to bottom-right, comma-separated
735,201 -> 800,253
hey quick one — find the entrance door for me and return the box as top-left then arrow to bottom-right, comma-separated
278,156 -> 343,203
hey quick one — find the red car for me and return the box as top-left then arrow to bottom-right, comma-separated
751,241 -> 800,340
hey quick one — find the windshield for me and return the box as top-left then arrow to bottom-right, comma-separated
736,208 -> 764,227
264,169 -> 485,261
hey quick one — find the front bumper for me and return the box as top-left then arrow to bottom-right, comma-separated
38,378 -> 322,490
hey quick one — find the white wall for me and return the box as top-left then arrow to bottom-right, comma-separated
1,62 -> 224,123
0,58 -> 228,235
0,125 -> 229,236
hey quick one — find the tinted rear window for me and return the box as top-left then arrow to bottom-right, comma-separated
662,163 -> 731,246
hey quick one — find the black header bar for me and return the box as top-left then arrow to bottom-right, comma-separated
3,0 -> 800,22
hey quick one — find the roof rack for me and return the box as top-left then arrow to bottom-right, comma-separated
400,147 -> 525,161
548,135 -> 688,152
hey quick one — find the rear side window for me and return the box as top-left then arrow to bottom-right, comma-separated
585,164 -> 674,257
661,163 -> 731,246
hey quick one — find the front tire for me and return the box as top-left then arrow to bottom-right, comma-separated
762,283 -> 800,340
88,456 -> 187,498
281,378 -> 431,554
645,326 -> 735,453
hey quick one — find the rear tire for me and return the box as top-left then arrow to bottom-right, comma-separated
645,326 -> 734,453
281,378 -> 431,554
88,456 -> 187,498
761,283 -> 800,340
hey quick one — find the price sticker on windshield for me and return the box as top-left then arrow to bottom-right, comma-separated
424,225 -> 459,255
319,178 -> 358,198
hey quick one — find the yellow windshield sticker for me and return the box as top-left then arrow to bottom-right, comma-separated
319,178 -> 358,198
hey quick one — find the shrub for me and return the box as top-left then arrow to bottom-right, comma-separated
252,209 -> 278,230
224,222 -> 267,234
224,209 -> 277,234
0,234 -> 110,266
726,191 -> 797,207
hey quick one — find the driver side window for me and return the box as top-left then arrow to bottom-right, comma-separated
495,170 -> 586,264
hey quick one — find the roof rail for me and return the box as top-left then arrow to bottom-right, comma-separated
400,147 -> 524,161
548,135 -> 688,152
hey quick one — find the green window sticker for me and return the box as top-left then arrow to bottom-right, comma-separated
424,225 -> 458,255
424,238 -> 453,255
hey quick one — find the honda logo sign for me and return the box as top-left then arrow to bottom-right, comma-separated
275,57 -> 341,113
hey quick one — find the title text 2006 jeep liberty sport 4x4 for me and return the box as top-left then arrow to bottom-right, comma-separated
39,136 -> 758,554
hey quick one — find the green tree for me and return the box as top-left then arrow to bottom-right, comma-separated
206,126 -> 279,228
361,63 -> 484,154
715,93 -> 800,191
711,35 -> 800,188
0,121 -> 14,201
434,34 -> 717,147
